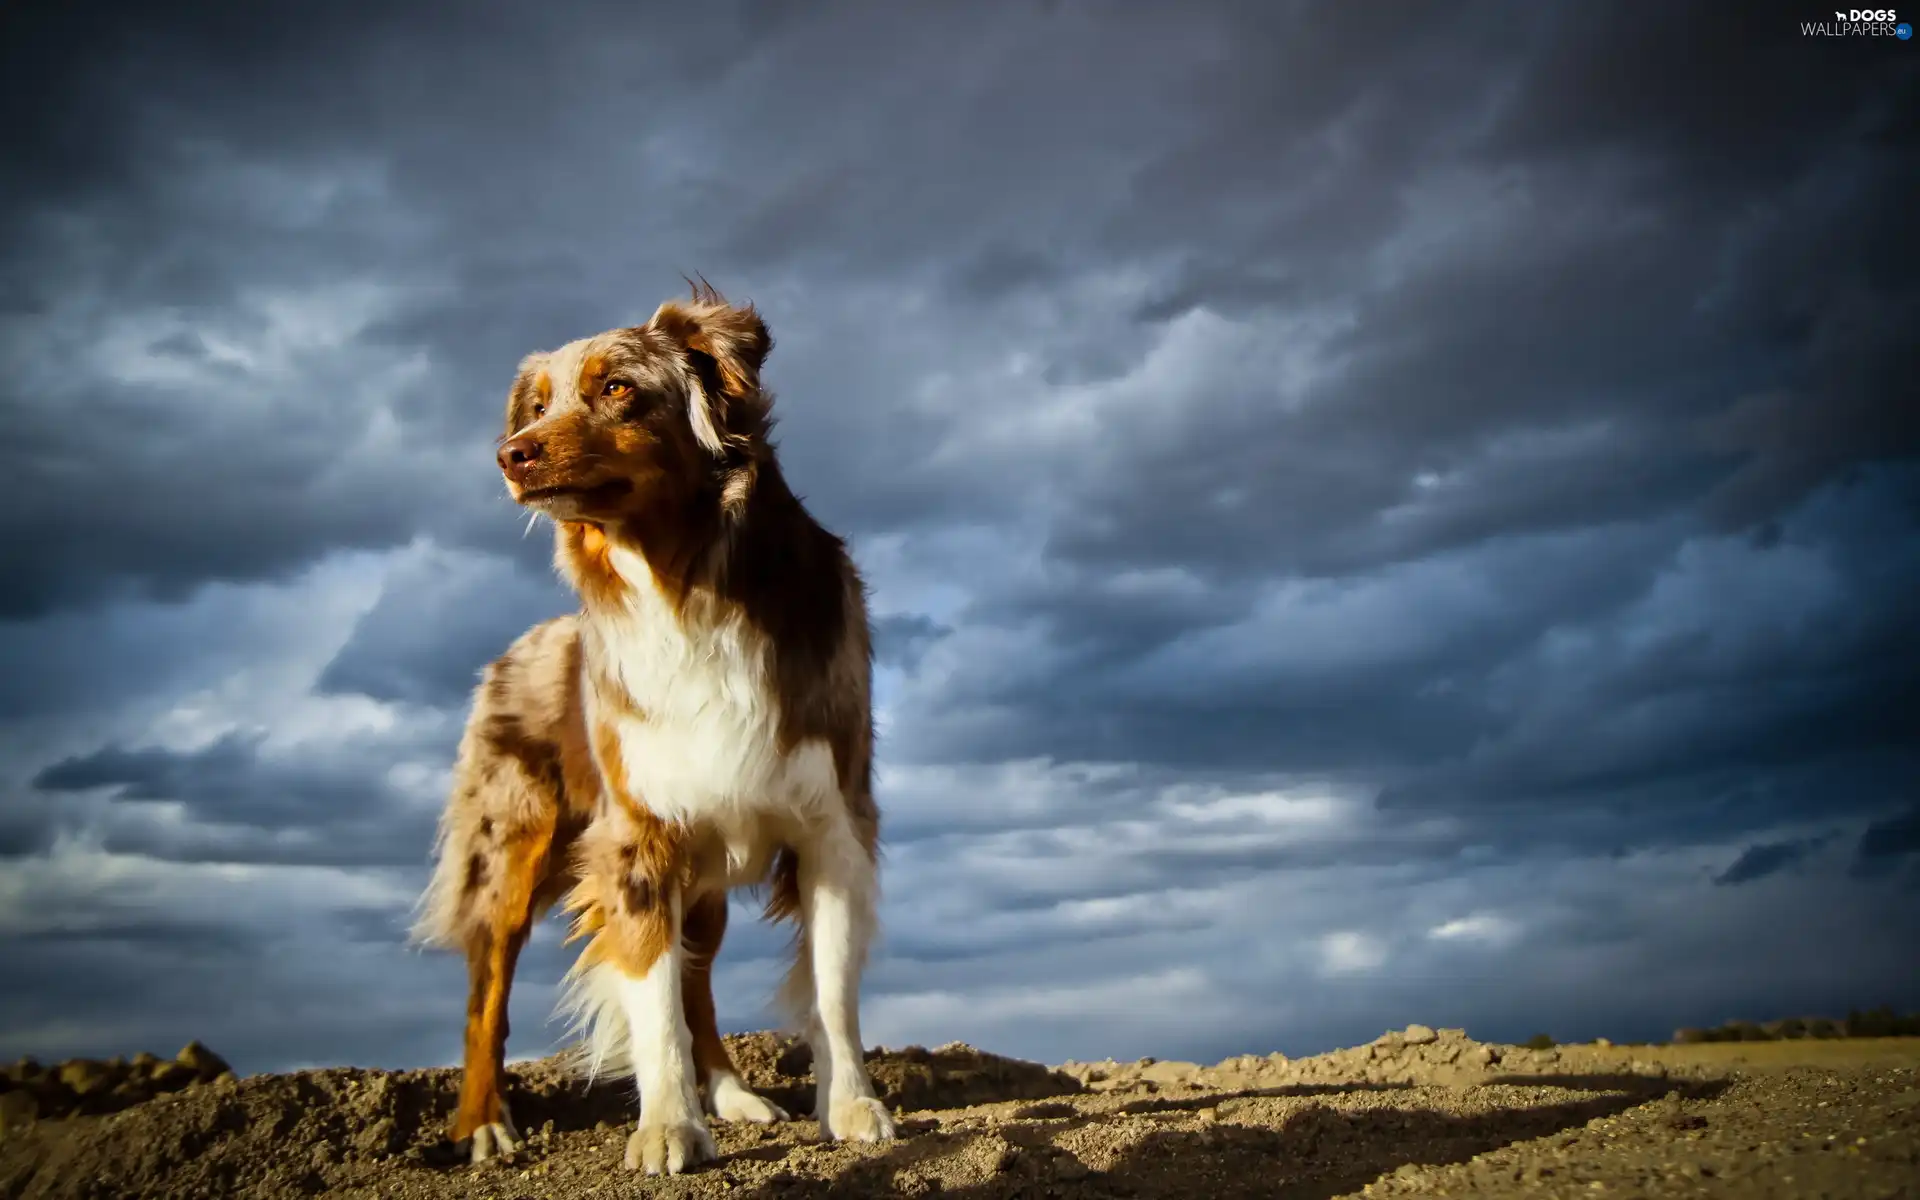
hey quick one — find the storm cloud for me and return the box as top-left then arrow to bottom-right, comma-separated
2,0 -> 1916,1073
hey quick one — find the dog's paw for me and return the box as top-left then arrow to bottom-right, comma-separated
467,1119 -> 522,1165
624,1120 -> 716,1175
710,1073 -> 789,1124
826,1094 -> 896,1143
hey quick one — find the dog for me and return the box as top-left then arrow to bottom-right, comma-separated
412,282 -> 892,1175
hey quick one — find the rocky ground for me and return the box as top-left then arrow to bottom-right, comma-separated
2,1029 -> 1915,1199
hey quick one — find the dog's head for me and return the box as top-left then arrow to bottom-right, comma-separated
496,282 -> 773,524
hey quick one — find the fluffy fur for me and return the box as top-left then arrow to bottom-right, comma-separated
414,282 -> 890,1174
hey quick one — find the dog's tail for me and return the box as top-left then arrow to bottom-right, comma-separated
555,953 -> 636,1082
762,848 -> 816,1033
409,795 -> 472,951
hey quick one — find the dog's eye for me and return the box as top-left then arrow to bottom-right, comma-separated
531,404 -> 546,418
602,380 -> 634,401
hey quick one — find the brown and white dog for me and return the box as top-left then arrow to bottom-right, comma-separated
412,283 -> 891,1175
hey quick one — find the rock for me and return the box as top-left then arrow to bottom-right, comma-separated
150,1062 -> 199,1093
6,1059 -> 43,1085
58,1060 -> 109,1096
177,1041 -> 232,1079
38,1084 -> 80,1119
108,1079 -> 149,1106
1138,1060 -> 1200,1086
1594,1037 -> 1612,1048
1403,1024 -> 1438,1045
1474,1045 -> 1500,1066
1430,1063 -> 1489,1089
0,1089 -> 38,1135
129,1052 -> 161,1075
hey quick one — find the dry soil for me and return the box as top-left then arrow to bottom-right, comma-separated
3,1029 -> 1916,1199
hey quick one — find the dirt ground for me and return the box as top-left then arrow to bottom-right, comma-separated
3,1029 -> 1916,1199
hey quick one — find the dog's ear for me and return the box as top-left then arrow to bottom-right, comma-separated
681,278 -> 771,401
647,280 -> 773,456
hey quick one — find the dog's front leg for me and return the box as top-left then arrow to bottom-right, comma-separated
565,802 -> 715,1176
796,818 -> 895,1143
613,881 -> 714,1175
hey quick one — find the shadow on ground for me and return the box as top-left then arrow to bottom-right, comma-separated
483,1034 -> 1087,1151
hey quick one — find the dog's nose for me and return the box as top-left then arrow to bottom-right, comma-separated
497,435 -> 543,482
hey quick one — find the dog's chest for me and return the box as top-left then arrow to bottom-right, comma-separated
587,554 -> 838,841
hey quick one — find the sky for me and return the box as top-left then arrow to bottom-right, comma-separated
2,0 -> 1917,1076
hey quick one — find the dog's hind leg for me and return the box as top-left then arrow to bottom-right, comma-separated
414,616 -> 592,1163
415,727 -> 573,1162
783,810 -> 893,1144
449,817 -> 557,1162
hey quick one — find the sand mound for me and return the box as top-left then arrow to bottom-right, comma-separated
0,1033 -> 1078,1199
3,1028 -> 1914,1199
1059,1023 -> 1684,1095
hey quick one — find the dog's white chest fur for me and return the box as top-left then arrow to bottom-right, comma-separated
587,545 -> 838,879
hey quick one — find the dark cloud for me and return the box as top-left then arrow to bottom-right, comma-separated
0,809 -> 51,858
1852,806 -> 1920,877
871,613 -> 952,671
1714,835 -> 1835,887
1,0 -> 1916,1072
316,546 -> 573,707
3,918 -> 267,956
26,728 -> 446,868
0,561 -> 347,724
38,733 -> 369,824
900,463 -> 1920,862
0,906 -> 455,1073
9,0 -> 1909,609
